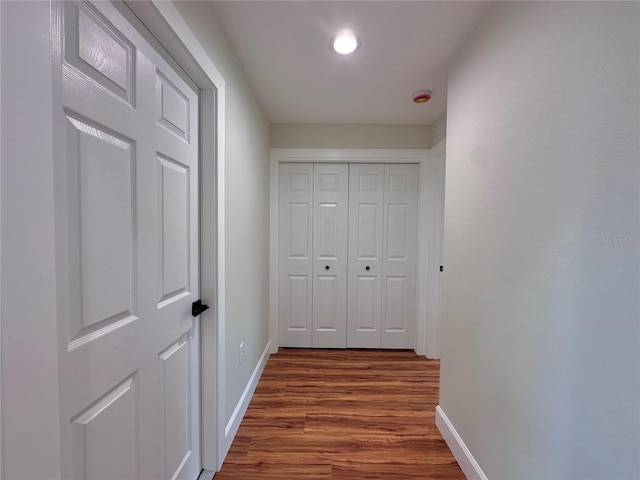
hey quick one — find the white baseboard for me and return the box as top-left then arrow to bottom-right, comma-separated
222,341 -> 271,459
435,405 -> 488,480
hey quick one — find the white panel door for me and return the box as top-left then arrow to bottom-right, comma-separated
312,164 -> 349,348
347,164 -> 384,348
56,2 -> 200,479
382,164 -> 419,348
278,163 -> 314,347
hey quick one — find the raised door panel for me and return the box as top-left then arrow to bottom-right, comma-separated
353,276 -> 377,330
159,337 -> 193,480
288,203 -> 311,258
70,376 -> 138,480
286,275 -> 311,330
315,275 -> 339,331
313,164 -> 348,348
157,154 -> 190,309
64,2 -> 135,105
382,165 -> 418,349
357,204 -> 380,260
278,164 -> 313,347
156,71 -> 190,142
316,203 -> 339,260
386,204 -> 409,260
64,114 -> 138,350
347,165 -> 384,348
384,276 -> 408,331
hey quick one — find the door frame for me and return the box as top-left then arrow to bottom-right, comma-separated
269,144 -> 446,359
0,1 -> 226,477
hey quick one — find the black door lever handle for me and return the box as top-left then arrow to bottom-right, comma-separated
192,300 -> 210,317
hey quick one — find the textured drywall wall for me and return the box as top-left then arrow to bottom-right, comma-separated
430,111 -> 446,147
271,123 -> 431,149
440,2 -> 639,478
172,1 -> 271,427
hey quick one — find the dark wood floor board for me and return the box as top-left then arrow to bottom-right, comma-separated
245,433 -> 454,457
214,349 -> 464,479
303,414 -> 431,434
249,397 -> 432,406
331,461 -> 465,480
213,462 -> 332,479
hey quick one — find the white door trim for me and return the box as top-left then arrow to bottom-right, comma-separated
269,146 -> 446,359
1,5 -> 4,478
1,1 -> 227,476
425,139 -> 446,359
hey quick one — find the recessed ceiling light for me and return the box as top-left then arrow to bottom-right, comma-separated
331,31 -> 360,55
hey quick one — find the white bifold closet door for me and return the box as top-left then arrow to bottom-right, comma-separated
278,163 -> 349,348
380,164 -> 419,348
278,164 -> 314,347
347,165 -> 384,348
312,164 -> 349,348
347,164 -> 418,348
279,162 -> 417,349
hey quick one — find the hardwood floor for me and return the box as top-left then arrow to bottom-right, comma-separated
214,349 -> 464,479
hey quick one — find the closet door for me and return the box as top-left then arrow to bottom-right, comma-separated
312,164 -> 349,348
347,165 -> 384,348
278,164 -> 314,347
382,164 -> 419,348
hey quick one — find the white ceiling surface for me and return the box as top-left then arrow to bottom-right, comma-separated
210,1 -> 492,125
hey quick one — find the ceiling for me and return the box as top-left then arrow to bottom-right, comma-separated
211,1 -> 492,125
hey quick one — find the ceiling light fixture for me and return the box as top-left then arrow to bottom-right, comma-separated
331,30 -> 360,55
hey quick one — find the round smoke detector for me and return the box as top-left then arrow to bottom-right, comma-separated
413,90 -> 432,104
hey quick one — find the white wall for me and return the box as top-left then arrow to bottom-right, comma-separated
1,3 -> 63,477
430,111 -> 446,148
271,123 -> 431,149
172,2 -> 271,429
440,2 -> 639,479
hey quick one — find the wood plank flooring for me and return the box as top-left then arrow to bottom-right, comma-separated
213,349 -> 464,479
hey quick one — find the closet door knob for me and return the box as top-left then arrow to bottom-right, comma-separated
365,266 -> 370,271
325,265 -> 330,270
